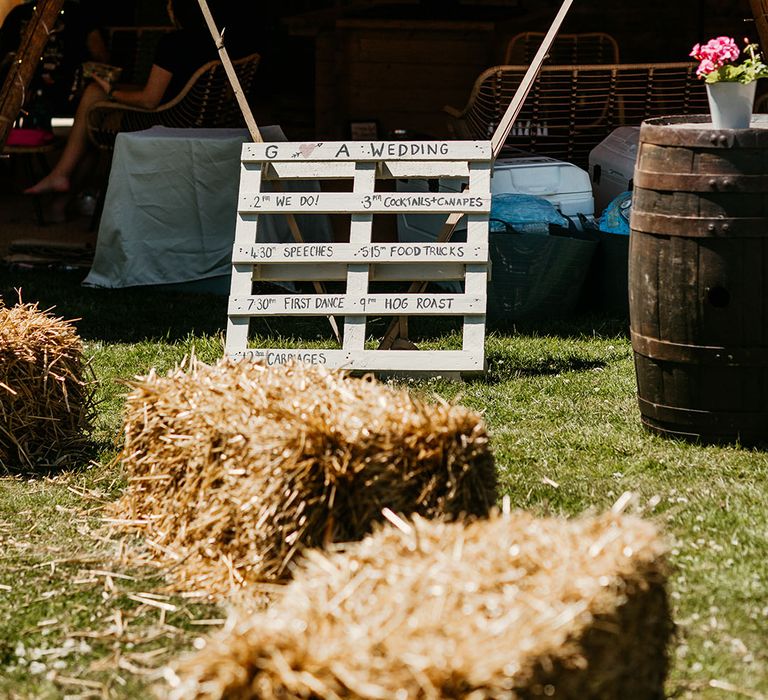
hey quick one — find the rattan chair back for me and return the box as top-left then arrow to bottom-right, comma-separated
445,62 -> 707,168
87,52 -> 260,150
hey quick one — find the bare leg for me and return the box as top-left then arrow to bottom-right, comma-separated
46,149 -> 99,222
24,82 -> 107,195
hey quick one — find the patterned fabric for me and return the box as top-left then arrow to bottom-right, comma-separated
490,193 -> 569,234
598,191 -> 632,235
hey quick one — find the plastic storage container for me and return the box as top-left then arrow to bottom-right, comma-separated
395,156 -> 597,321
489,156 -> 594,217
396,155 -> 594,243
588,126 -> 641,216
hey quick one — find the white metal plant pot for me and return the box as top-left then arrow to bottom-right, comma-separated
706,81 -> 756,129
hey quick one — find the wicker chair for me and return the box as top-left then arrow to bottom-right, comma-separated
445,62 -> 707,168
86,52 -> 260,151
504,32 -> 620,65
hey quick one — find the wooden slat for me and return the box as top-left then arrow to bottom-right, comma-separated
241,141 -> 492,162
229,294 -> 485,317
264,161 -> 358,180
261,160 -> 471,181
232,242 -> 487,265
379,161 -> 470,179
225,164 -> 263,356
343,162 -> 377,353
462,162 -> 492,358
238,191 -> 490,214
229,349 -> 485,372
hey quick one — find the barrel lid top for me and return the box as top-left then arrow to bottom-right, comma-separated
641,115 -> 768,147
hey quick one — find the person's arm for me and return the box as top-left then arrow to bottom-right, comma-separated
93,65 -> 173,110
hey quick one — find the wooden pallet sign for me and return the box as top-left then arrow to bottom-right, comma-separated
225,140 -> 492,374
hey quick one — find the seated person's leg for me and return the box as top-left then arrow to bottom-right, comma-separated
25,81 -> 107,195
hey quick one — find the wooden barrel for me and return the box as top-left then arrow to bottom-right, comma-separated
629,115 -> 768,445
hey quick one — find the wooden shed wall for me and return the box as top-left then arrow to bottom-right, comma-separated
316,20 -> 498,138
308,0 -> 753,139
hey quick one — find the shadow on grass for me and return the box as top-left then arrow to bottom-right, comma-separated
488,315 -> 630,341
0,268 -> 227,343
480,348 -> 608,384
1,267 -> 629,346
0,268 -> 338,344
0,439 -> 102,478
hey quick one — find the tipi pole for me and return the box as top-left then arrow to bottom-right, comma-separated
196,0 -> 341,342
0,0 -> 67,150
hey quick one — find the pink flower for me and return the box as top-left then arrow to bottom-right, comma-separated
690,36 -> 740,77
696,58 -> 717,76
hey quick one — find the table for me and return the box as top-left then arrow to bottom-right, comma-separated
84,126 -> 332,289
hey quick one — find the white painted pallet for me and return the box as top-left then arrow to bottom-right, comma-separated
225,140 -> 492,374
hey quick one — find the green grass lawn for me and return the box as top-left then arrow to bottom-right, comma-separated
1,268 -> 766,699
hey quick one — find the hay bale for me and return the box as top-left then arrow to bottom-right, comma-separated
168,512 -> 671,700
113,359 -> 495,594
0,300 -> 93,471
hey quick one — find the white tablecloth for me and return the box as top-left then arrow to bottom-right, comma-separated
84,125 -> 332,289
